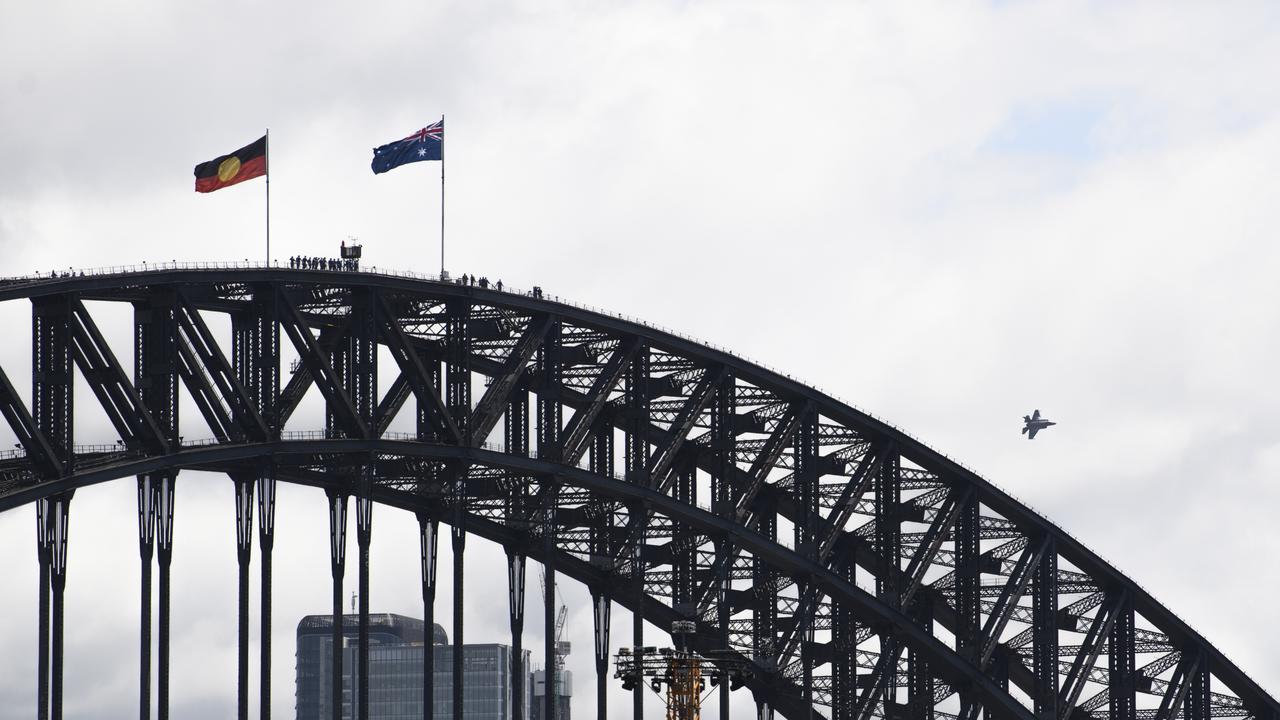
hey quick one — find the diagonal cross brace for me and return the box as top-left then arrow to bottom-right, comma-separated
777,583 -> 826,668
647,366 -> 725,493
856,636 -> 905,720
1078,650 -> 1186,713
468,316 -> 551,447
900,486 -> 972,610
734,401 -> 806,523
375,374 -> 412,436
979,535 -> 1050,669
1057,590 -> 1126,720
0,364 -> 63,476
818,443 -> 889,563
176,332 -> 237,442
68,300 -> 169,453
375,295 -> 460,444
559,339 -> 639,467
175,296 -> 269,441
277,291 -> 368,439
1154,651 -> 1202,720
277,324 -> 348,428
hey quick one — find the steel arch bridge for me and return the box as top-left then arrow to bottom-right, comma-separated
0,265 -> 1273,720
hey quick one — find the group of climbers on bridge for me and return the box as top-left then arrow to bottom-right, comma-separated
453,273 -> 503,292
289,255 -> 359,272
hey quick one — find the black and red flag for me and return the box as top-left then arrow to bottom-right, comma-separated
194,135 -> 267,193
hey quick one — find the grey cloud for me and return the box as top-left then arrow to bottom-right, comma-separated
3,2 -> 1280,718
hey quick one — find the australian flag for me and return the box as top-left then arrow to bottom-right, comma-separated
371,120 -> 443,174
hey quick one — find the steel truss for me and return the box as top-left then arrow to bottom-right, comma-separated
0,269 -> 1275,720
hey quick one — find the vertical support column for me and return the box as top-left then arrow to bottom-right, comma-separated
155,475 -> 175,720
536,319 -> 562,720
794,407 -> 819,720
257,473 -> 276,720
415,304 -> 444,720
248,285 -> 280,720
1032,540 -> 1058,720
831,540 -> 856,720
348,288 -> 378,720
506,389 -> 529,720
873,453 -> 901,603
1109,593 -> 1136,720
134,290 -> 177,720
540,490 -> 558,720
33,296 -> 73,720
672,468 -> 696,614
872,451 -> 901,713
418,514 -> 439,720
544,546 -> 557,720
327,490 -> 349,720
445,298 -> 470,720
506,551 -> 526,720
624,345 -> 649,489
624,344 -> 649,720
231,304 -> 261,717
752,506 -> 778,705
589,427 -> 614,720
954,488 -> 980,660
234,477 -> 255,720
992,648 -> 1010,692
137,477 -> 156,720
907,596 -> 935,720
715,538 -> 732,720
48,494 -> 72,720
356,492 -> 372,720
1186,658 -> 1211,720
709,373 -> 734,720
451,520 -> 465,720
37,499 -> 52,720
591,589 -> 610,720
630,515 -> 646,720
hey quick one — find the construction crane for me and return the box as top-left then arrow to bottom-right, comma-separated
539,567 -> 571,719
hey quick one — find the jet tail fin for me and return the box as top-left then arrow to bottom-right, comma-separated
1023,415 -> 1031,423
1021,425 -> 1028,435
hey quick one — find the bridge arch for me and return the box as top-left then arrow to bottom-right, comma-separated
0,265 -> 1273,720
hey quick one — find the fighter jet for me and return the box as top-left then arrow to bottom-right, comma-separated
1021,410 -> 1055,439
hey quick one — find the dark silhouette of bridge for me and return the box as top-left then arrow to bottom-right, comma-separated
0,263 -> 1274,720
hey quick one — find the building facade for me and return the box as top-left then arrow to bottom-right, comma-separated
528,669 -> 573,720
296,614 -> 528,720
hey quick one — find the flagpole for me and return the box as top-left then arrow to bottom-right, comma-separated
265,128 -> 271,266
440,114 -> 445,278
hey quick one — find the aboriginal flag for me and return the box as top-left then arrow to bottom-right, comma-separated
194,135 -> 267,193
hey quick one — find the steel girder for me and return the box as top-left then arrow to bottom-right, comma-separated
0,270 -> 1274,720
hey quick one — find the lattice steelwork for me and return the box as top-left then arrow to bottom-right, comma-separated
0,267 -> 1275,720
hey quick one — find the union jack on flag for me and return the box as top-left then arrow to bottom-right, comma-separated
372,119 -> 444,174
404,120 -> 443,144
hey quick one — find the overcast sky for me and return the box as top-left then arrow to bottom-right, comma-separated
2,1 -> 1280,718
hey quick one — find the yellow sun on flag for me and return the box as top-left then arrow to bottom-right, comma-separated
217,156 -> 242,182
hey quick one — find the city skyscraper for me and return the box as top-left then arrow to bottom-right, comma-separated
296,614 -> 528,719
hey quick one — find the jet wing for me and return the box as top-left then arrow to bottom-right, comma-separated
1027,426 -> 1039,440
1031,409 -> 1041,420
